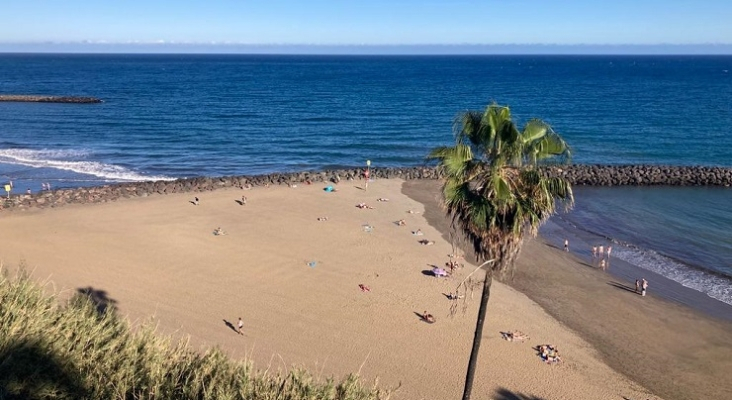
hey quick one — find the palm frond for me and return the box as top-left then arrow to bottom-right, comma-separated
432,103 -> 574,277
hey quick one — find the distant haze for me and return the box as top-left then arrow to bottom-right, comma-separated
1,43 -> 731,55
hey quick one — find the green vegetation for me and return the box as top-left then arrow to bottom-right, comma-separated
428,103 -> 573,400
0,268 -> 389,400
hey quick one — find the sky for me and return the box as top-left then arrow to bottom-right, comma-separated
1,0 -> 731,54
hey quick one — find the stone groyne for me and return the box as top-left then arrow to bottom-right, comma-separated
0,95 -> 103,104
1,165 -> 730,211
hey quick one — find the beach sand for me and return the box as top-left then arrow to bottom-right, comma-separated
1,178 -> 727,399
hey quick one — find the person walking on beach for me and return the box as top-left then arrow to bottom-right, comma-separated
598,245 -> 604,257
635,279 -> 640,293
606,246 -> 612,259
641,278 -> 648,297
237,317 -> 244,335
564,239 -> 569,252
592,246 -> 597,258
241,195 -> 247,205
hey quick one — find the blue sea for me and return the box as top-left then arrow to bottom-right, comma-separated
1,54 -> 731,309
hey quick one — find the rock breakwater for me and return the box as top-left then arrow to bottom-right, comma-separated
1,165 -> 730,212
0,95 -> 103,104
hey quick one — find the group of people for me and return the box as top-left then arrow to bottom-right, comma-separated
592,245 -> 613,270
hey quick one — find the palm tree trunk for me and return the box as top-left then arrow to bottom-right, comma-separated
461,269 -> 493,400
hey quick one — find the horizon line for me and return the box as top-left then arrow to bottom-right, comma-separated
2,43 -> 731,55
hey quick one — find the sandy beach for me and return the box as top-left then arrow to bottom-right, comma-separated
2,178 -> 730,399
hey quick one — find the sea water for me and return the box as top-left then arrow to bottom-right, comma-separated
0,54 -> 731,306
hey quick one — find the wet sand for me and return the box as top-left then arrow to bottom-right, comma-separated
404,179 -> 732,400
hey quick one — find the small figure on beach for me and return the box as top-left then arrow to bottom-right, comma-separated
194,197 -> 200,205
606,246 -> 612,258
419,239 -> 435,246
641,278 -> 648,297
241,195 -> 247,205
396,219 -> 406,226
564,239 -> 569,252
26,188 -> 31,195
213,227 -> 226,236
421,311 -> 435,323
359,284 -> 371,292
502,330 -> 529,342
412,229 -> 423,236
377,198 -> 389,202
635,279 -> 640,293
600,259 -> 606,271
323,185 -> 337,192
317,216 -> 328,221
598,245 -> 604,257
237,317 -> 244,335
446,292 -> 463,300
592,246 -> 597,258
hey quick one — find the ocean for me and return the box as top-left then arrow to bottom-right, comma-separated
1,54 -> 731,309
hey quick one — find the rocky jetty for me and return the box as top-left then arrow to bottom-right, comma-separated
1,165 -> 730,212
0,95 -> 103,104
546,165 -> 732,187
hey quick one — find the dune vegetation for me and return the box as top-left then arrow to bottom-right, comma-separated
0,267 -> 389,400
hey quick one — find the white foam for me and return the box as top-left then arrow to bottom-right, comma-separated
613,245 -> 732,306
0,148 -> 174,182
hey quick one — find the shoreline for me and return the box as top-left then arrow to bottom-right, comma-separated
403,179 -> 732,400
541,216 -> 732,322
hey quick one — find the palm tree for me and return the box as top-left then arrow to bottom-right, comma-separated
427,103 -> 573,400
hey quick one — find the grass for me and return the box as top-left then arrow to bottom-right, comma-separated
0,267 -> 391,400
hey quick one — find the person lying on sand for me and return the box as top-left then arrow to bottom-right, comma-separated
317,216 -> 329,221
446,292 -> 464,300
377,198 -> 389,202
407,210 -> 421,214
358,284 -> 371,292
421,311 -> 436,323
419,240 -> 435,246
356,203 -> 374,209
396,219 -> 406,226
432,267 -> 449,277
501,330 -> 529,342
213,227 -> 226,236
412,229 -> 423,236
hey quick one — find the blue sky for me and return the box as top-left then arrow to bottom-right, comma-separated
1,0 -> 731,53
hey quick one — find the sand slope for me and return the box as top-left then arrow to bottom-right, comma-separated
1,179 -> 662,399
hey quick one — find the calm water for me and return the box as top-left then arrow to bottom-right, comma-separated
1,54 -> 731,305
